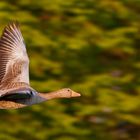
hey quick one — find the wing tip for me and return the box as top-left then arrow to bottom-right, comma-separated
6,20 -> 20,30
1,20 -> 22,41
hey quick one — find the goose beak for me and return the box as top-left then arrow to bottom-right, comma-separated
71,91 -> 81,97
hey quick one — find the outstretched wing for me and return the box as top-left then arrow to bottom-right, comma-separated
0,21 -> 29,88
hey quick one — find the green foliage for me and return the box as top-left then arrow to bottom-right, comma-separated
0,0 -> 140,139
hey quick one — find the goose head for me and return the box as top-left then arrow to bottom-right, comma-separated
54,88 -> 81,98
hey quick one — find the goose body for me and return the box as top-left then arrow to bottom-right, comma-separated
0,22 -> 80,109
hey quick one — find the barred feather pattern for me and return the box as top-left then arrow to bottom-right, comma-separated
0,22 -> 29,93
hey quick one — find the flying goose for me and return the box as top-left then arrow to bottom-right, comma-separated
0,22 -> 80,109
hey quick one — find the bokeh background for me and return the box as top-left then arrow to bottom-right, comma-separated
0,0 -> 140,140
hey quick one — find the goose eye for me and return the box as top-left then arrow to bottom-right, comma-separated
67,89 -> 70,92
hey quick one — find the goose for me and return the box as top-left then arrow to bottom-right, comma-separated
0,21 -> 81,109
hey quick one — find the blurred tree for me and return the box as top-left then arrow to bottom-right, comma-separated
0,0 -> 140,139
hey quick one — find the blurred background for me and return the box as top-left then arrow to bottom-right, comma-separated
0,0 -> 140,140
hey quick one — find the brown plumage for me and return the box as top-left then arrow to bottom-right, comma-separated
0,21 -> 80,109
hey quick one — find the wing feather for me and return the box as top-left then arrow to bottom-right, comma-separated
0,21 -> 30,90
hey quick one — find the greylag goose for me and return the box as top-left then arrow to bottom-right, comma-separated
0,22 -> 80,109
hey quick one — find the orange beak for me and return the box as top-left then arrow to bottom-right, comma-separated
71,91 -> 81,97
